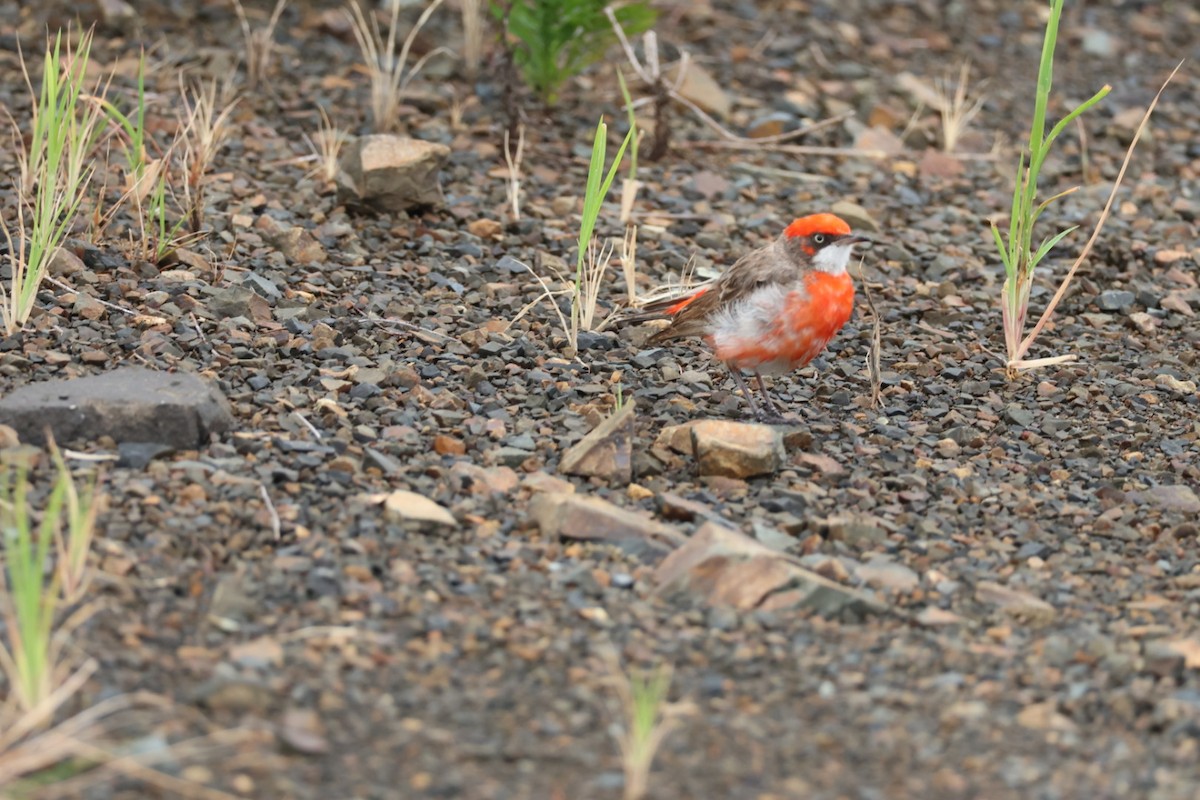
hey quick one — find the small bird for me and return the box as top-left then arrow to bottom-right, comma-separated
629,213 -> 867,422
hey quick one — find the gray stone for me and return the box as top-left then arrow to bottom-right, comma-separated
0,367 -> 234,448
336,135 -> 451,212
1096,289 -> 1135,311
854,557 -> 920,592
207,285 -> 260,319
1003,404 -> 1036,427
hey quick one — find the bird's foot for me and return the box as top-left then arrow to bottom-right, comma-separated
752,408 -> 799,426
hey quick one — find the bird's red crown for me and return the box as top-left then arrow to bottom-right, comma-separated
784,213 -> 852,240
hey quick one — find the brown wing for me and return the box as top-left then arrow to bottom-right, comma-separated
647,239 -> 798,344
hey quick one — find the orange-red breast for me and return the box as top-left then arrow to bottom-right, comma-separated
630,213 -> 866,422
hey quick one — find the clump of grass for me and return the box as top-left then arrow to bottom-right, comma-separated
0,435 -> 104,714
572,116 -> 633,350
231,0 -> 290,90
495,0 -> 656,105
1,29 -> 106,335
302,106 -> 349,184
345,0 -> 451,132
990,0 -> 1179,373
178,76 -> 239,233
602,651 -> 692,800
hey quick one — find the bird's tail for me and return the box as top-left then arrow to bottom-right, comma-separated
616,285 -> 712,324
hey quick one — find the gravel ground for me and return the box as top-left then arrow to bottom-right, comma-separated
1,0 -> 1199,798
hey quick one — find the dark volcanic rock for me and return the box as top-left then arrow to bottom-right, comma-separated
0,367 -> 234,448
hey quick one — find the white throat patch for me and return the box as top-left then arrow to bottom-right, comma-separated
813,242 -> 856,275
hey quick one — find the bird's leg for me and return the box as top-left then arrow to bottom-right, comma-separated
754,373 -> 786,417
729,368 -> 791,424
727,367 -> 765,421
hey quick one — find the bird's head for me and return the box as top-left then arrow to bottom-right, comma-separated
783,213 -> 867,275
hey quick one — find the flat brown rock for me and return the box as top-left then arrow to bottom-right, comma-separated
336,134 -> 451,211
691,420 -> 784,479
655,522 -> 885,618
529,492 -> 685,553
559,400 -> 635,484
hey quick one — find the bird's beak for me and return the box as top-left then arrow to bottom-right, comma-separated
844,234 -> 872,246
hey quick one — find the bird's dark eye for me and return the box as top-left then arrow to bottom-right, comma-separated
813,234 -> 826,245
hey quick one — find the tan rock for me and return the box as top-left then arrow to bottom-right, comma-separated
337,134 -> 451,211
1156,374 -> 1197,396
1017,701 -> 1077,732
383,490 -> 457,528
559,400 -> 635,484
691,420 -> 784,479
1145,484 -> 1200,513
655,522 -> 884,617
528,492 -> 684,552
450,462 -> 519,495
521,471 -> 575,495
255,215 -> 327,264
828,200 -> 881,233
975,581 -> 1054,616
466,219 -> 503,239
654,422 -> 699,455
854,557 -> 919,592
49,248 -> 85,276
667,61 -> 731,119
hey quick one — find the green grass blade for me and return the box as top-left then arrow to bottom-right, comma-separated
1043,85 -> 1111,152
1031,226 -> 1078,269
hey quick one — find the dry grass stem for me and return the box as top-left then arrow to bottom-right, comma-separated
503,123 -> 525,221
621,223 -> 638,303
609,10 -> 845,150
504,258 -> 571,338
856,260 -> 883,409
345,0 -> 450,132
579,236 -> 615,333
259,484 -> 281,541
935,61 -> 986,153
231,0 -> 290,89
460,0 -> 483,79
1012,60 -> 1183,371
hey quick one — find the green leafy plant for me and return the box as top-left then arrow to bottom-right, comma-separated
572,116 -> 633,350
496,0 -> 656,104
990,0 -> 1181,373
989,0 -> 1109,370
2,29 -> 106,335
